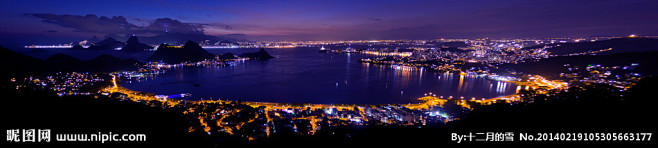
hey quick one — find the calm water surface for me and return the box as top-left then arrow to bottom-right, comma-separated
19,47 -> 519,104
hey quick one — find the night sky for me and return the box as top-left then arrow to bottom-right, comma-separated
1,0 -> 657,46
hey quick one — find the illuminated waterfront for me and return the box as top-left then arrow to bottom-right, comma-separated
120,47 -> 520,104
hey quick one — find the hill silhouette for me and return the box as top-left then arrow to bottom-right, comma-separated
497,51 -> 658,79
2,89 -> 212,147
523,37 -> 658,55
1,46 -> 141,79
85,37 -> 125,50
122,36 -> 154,52
45,53 -> 82,72
217,52 -> 238,60
70,44 -> 85,50
87,35 -> 101,43
140,32 -> 219,45
147,40 -> 215,64
239,48 -> 274,60
0,46 -> 45,79
81,55 -> 142,72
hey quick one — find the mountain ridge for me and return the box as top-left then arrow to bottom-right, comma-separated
147,40 -> 215,64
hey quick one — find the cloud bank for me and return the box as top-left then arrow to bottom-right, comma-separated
28,13 -> 211,35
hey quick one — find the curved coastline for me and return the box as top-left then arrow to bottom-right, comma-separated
108,73 -> 564,110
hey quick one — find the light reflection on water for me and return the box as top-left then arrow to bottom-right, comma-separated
16,47 -> 519,104
122,47 -> 519,104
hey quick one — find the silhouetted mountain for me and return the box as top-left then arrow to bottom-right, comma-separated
29,49 -> 49,53
497,51 -> 658,79
45,53 -> 81,64
90,32 -> 247,46
445,77 -> 657,132
45,53 -> 82,72
217,52 -> 238,60
3,94 -> 212,147
519,44 -> 546,50
81,55 -> 141,72
140,32 -> 220,45
87,37 -> 125,50
69,44 -> 85,50
239,48 -> 274,60
525,38 -> 658,55
95,37 -> 121,46
103,34 -> 128,42
147,40 -> 215,64
0,46 -> 141,79
122,36 -> 153,52
0,46 -> 46,78
88,35 -> 101,43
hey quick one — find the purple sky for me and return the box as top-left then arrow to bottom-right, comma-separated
1,0 -> 657,44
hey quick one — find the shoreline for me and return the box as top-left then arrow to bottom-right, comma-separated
107,73 -> 563,110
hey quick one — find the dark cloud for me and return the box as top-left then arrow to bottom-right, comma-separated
204,23 -> 233,30
369,18 -> 382,21
223,25 -> 233,30
28,13 -> 215,35
44,30 -> 58,33
146,18 -> 205,34
29,13 -> 142,34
